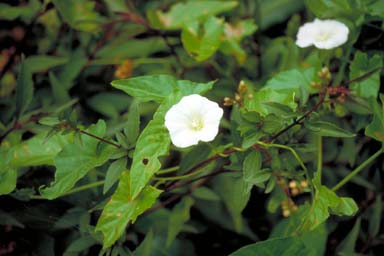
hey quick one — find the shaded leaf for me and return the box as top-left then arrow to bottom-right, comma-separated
0,0 -> 41,20
337,218 -> 361,255
52,0 -> 105,32
96,38 -> 167,61
49,72 -> 70,104
25,55 -> 69,73
125,100 -> 140,146
213,173 -> 251,232
166,197 -> 194,247
103,158 -> 127,194
230,236 -> 316,256
133,230 -> 154,256
63,235 -> 98,256
369,196 -> 382,237
15,58 -> 33,117
349,52 -> 382,99
306,121 -> 355,138
365,96 -> 384,142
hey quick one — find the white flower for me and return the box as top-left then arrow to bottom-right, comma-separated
296,19 -> 349,49
165,94 -> 223,148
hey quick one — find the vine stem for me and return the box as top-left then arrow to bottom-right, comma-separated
256,141 -> 314,196
31,181 -> 105,200
317,135 -> 322,182
154,166 -> 209,181
79,130 -> 121,148
332,147 -> 384,191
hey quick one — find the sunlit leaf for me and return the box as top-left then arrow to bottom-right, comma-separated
40,120 -> 115,199
181,16 -> 224,61
95,171 -> 161,248
147,1 -> 237,29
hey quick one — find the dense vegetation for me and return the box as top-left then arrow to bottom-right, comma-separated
0,0 -> 383,255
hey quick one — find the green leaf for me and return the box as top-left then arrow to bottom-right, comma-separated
298,173 -> 358,232
96,38 -> 167,61
87,92 -> 131,119
9,133 -> 71,167
95,171 -> 161,249
367,0 -> 384,18
114,76 -> 214,198
128,95 -> 175,199
181,16 -> 224,61
103,159 -> 127,194
166,197 -> 194,248
147,1 -> 238,29
244,89 -> 297,116
112,75 -> 176,103
52,0 -> 105,32
243,151 -> 270,191
63,235 -> 97,256
24,55 -> 69,73
337,218 -> 361,255
243,67 -> 317,116
259,0 -> 304,30
0,210 -> 25,228
15,58 -> 33,117
49,72 -> 70,104
125,100 -> 140,146
306,121 -> 355,138
0,0 -> 41,21
263,68 -> 316,105
230,236 -> 316,256
133,230 -> 154,256
40,120 -> 115,199
0,165 -> 17,196
369,196 -> 382,237
271,211 -> 327,256
213,173 -> 251,232
192,187 -> 220,201
220,19 -> 258,63
365,96 -> 384,142
304,0 -> 365,23
58,49 -> 87,89
349,52 -> 382,99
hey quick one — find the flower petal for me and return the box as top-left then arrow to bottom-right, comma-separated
169,128 -> 200,148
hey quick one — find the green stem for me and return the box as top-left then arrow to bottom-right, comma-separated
31,181 -> 105,200
257,141 -> 314,196
79,130 -> 121,148
317,135 -> 322,182
332,147 -> 383,191
157,166 -> 179,175
154,166 -> 209,181
333,44 -> 353,86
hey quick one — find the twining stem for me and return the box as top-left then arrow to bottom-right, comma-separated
317,135 -> 323,182
31,180 -> 105,200
256,141 -> 314,196
332,147 -> 384,191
